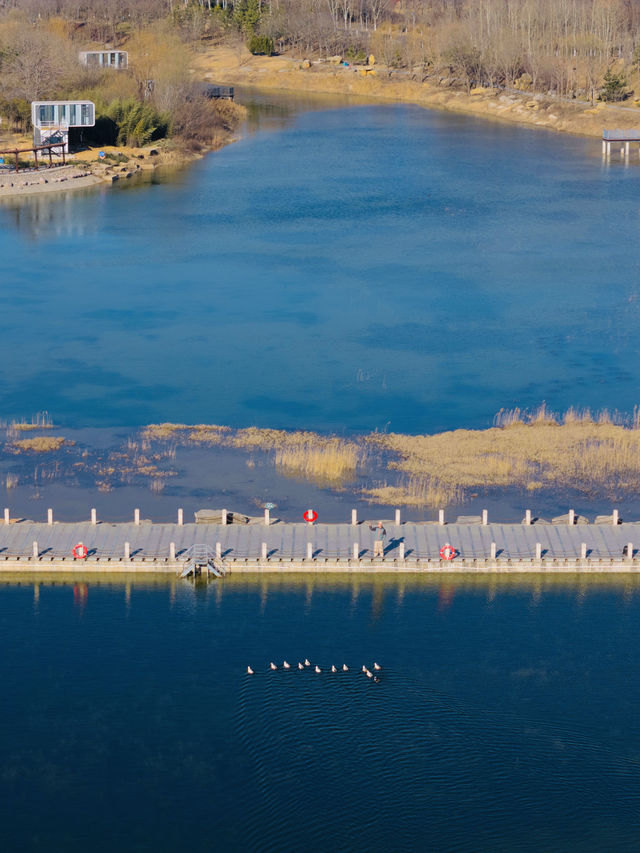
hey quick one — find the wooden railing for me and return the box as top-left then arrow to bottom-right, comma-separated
0,141 -> 67,173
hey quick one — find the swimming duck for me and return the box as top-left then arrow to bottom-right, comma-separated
304,659 -> 311,667
331,665 -> 337,673
270,662 -> 277,670
362,665 -> 367,672
373,662 -> 381,670
366,670 -> 373,678
374,676 -> 380,683
283,661 -> 290,669
315,665 -> 321,673
342,664 -> 349,672
298,662 -> 304,670
247,666 -> 254,675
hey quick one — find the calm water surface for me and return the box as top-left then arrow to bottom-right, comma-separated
1,575 -> 639,852
1,93 -> 639,432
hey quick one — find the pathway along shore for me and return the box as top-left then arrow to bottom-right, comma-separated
2,510 -> 640,574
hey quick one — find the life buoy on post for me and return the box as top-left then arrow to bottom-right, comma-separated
439,543 -> 456,561
72,542 -> 88,560
303,509 -> 318,523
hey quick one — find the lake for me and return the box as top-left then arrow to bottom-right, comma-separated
2,573 -> 639,852
1,91 -> 639,434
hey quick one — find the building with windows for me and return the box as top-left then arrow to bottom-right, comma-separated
31,101 -> 96,153
79,50 -> 128,69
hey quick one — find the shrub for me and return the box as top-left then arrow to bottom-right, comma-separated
248,34 -> 275,56
600,68 -> 630,102
104,99 -> 170,147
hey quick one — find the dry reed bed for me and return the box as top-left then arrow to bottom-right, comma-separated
7,436 -> 68,453
366,407 -> 640,507
142,423 -> 365,483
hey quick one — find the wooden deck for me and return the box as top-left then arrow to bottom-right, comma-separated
2,517 -> 640,573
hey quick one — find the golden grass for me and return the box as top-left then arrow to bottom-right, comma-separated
141,422 -> 365,484
364,475 -> 463,508
368,407 -> 640,507
9,436 -> 67,453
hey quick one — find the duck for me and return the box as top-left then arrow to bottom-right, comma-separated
298,662 -> 304,670
315,665 -> 321,673
270,662 -> 277,670
247,666 -> 254,675
331,665 -> 337,673
283,661 -> 290,669
373,662 -> 381,670
366,669 -> 373,678
374,676 -> 380,683
304,659 -> 311,667
342,664 -> 349,672
362,665 -> 367,673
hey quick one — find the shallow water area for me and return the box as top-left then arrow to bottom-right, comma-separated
2,573 -> 640,851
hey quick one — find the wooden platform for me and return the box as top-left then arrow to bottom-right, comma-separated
2,518 -> 640,573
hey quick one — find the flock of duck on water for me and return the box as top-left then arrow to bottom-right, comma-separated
247,660 -> 382,681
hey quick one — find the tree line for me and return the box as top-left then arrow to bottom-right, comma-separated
1,0 -> 640,106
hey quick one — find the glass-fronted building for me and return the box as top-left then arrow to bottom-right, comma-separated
79,50 -> 128,69
31,101 -> 96,152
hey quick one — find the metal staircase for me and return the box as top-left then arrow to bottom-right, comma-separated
178,544 -> 227,579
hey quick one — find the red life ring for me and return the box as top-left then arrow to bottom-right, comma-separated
439,543 -> 456,561
72,542 -> 88,560
303,509 -> 318,523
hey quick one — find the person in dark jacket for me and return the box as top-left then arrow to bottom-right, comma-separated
370,520 -> 386,558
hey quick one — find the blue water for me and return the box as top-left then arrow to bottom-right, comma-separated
1,95 -> 639,433
2,575 -> 639,851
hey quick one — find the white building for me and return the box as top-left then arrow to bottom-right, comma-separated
31,101 -> 96,153
79,50 -> 128,70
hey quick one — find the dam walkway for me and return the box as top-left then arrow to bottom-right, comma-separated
1,513 -> 640,573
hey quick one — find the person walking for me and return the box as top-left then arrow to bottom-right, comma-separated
369,520 -> 386,559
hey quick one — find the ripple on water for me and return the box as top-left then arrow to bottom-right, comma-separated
236,668 -> 640,853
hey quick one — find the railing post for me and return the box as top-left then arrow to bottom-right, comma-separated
438,509 -> 445,526
353,543 -> 359,560
91,507 -> 97,526
264,508 -> 270,526
216,542 -> 222,559
221,509 -> 227,526
4,508 -> 9,524
395,508 -> 401,525
261,542 -> 267,559
525,509 -> 531,526
399,542 -> 405,560
306,542 -> 313,560
482,509 -> 488,526
351,508 -> 357,526
490,542 -> 497,559
32,540 -> 38,559
134,508 -> 140,526
535,543 -> 542,560
569,509 -> 575,525
169,542 -> 176,560
613,509 -> 619,525
47,508 -> 53,526
178,508 -> 183,526
581,543 -> 587,560
124,542 -> 130,560
628,542 -> 634,561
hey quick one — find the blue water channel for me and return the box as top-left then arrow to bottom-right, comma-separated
1,575 -> 639,852
1,92 -> 639,433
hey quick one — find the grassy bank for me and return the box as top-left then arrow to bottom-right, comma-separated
192,45 -> 639,140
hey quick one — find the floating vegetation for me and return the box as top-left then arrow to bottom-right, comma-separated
8,436 -> 68,453
5,473 -> 18,490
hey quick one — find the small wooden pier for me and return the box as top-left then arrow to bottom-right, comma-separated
602,129 -> 640,162
2,506 -> 640,574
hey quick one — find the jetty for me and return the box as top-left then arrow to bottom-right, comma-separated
602,128 -> 640,162
1,507 -> 640,574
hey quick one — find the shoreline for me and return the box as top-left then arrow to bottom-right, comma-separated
192,46 -> 640,141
